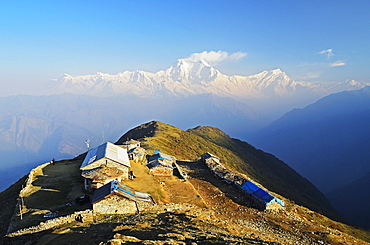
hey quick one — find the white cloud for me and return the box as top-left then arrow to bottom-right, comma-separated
184,50 -> 247,66
318,48 -> 334,59
330,60 -> 346,67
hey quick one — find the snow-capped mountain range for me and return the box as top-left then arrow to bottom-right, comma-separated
57,58 -> 369,100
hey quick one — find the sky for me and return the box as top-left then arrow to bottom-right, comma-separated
0,0 -> 369,96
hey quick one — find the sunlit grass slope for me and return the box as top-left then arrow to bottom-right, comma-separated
117,121 -> 337,219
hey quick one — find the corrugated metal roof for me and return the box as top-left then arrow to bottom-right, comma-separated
92,180 -> 152,204
148,152 -> 175,162
80,142 -> 130,170
240,180 -> 285,207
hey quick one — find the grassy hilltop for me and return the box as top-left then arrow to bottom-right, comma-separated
118,121 -> 336,218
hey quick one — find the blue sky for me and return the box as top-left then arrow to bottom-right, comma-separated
0,0 -> 369,96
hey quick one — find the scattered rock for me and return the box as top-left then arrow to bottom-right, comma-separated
113,233 -> 141,242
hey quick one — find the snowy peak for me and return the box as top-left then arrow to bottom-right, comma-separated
252,69 -> 290,85
164,59 -> 220,84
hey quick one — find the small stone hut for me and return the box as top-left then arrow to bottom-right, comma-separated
147,159 -> 174,176
92,180 -> 153,214
147,150 -> 176,176
201,152 -> 220,165
122,139 -> 141,151
81,167 -> 125,192
128,146 -> 146,162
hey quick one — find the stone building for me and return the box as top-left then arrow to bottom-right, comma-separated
200,152 -> 285,210
81,167 -> 126,192
92,180 -> 153,214
239,180 -> 285,210
201,152 -> 220,165
122,139 -> 141,151
80,142 -> 131,192
147,159 -> 174,176
147,150 -> 176,176
128,146 -> 146,162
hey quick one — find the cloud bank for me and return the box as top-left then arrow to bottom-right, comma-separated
184,51 -> 247,66
330,60 -> 346,67
319,49 -> 334,59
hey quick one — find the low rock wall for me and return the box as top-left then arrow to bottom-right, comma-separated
6,210 -> 94,237
20,162 -> 50,197
203,158 -> 247,186
6,161 -> 52,234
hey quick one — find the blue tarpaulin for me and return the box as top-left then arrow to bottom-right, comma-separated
240,180 -> 285,207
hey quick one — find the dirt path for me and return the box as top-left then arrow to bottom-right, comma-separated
158,176 -> 207,207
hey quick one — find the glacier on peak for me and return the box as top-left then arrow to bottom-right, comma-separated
164,59 -> 220,84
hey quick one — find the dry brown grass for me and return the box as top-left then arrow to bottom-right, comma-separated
122,160 -> 206,207
9,159 -> 87,232
121,160 -> 169,204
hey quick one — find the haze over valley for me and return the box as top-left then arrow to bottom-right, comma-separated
0,57 -> 368,188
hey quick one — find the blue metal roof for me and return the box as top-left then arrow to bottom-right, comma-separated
92,180 -> 152,204
148,152 -> 174,162
240,180 -> 285,207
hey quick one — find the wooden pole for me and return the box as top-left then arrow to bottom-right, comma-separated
19,202 -> 22,220
135,201 -> 140,215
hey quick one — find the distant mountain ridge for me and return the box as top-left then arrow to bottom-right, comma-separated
57,58 -> 369,101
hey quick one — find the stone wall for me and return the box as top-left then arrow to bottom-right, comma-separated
7,161 -> 52,234
202,156 -> 284,210
6,210 -> 93,237
93,195 -> 138,214
149,166 -> 173,176
20,162 -> 50,197
202,157 -> 246,186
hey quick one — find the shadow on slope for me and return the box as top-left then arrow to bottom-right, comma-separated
327,171 -> 370,229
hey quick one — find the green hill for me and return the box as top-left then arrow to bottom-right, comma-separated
117,121 -> 338,219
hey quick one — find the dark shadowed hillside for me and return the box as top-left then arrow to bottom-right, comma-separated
0,175 -> 27,242
248,86 -> 370,229
248,86 -> 370,194
327,171 -> 370,229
